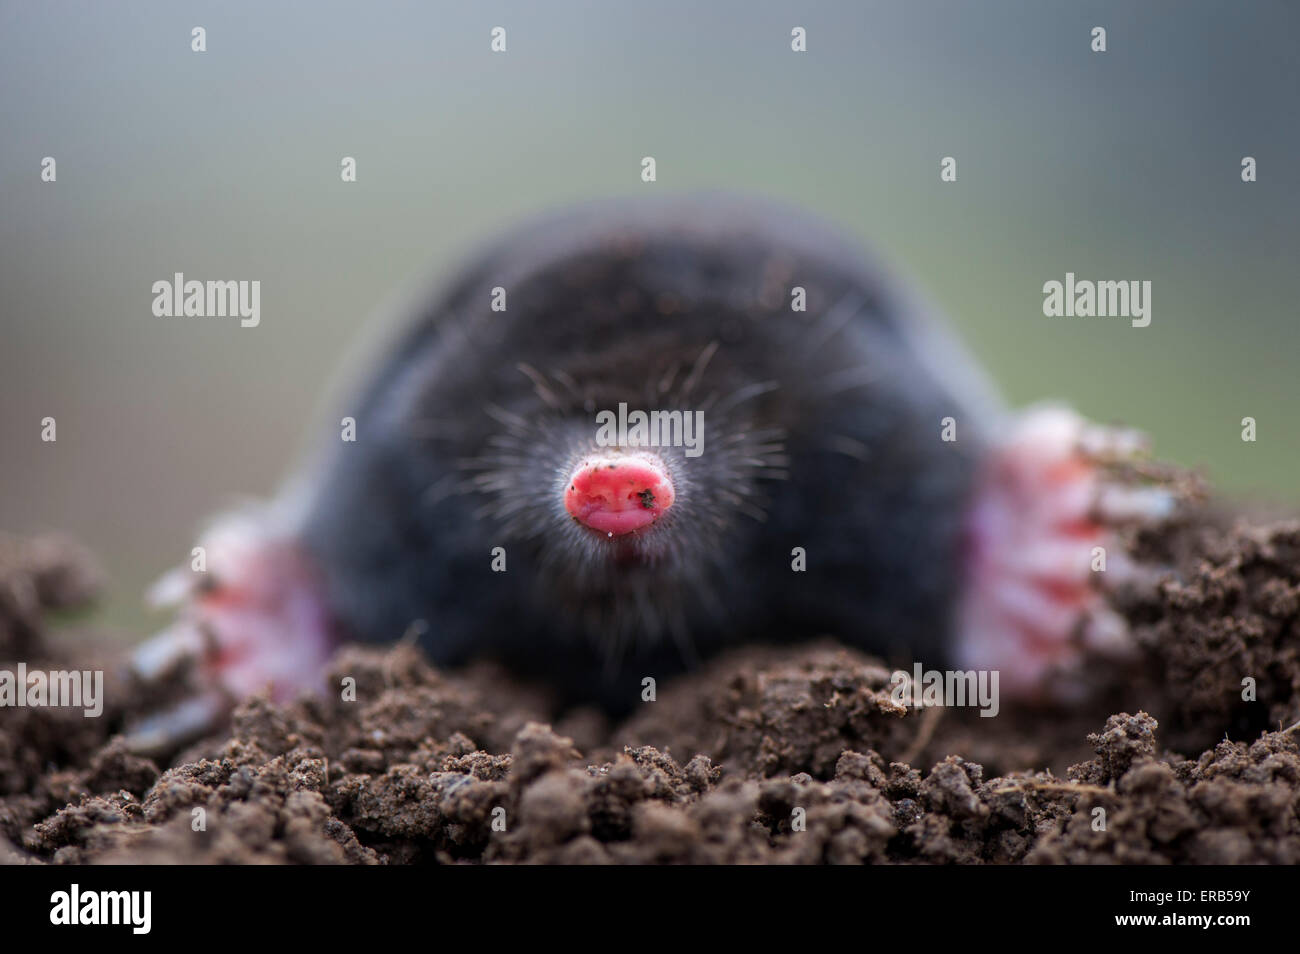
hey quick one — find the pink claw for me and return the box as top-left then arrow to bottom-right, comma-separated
954,405 -> 1174,698
126,511 -> 337,751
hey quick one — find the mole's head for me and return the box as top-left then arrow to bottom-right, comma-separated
392,210 -> 839,661
392,233 -> 821,677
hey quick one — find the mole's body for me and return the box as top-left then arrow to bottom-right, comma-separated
298,198 -> 992,706
130,197 -> 1170,742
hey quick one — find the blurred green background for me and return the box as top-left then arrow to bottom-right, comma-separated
2,0 -> 1297,634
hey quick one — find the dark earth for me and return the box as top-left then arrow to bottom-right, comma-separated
2,471 -> 1299,864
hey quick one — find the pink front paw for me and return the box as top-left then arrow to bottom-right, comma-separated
954,406 -> 1175,698
126,511 -> 338,751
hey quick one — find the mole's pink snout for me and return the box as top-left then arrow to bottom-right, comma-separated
564,453 -> 675,536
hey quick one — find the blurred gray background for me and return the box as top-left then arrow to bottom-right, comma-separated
2,0 -> 1297,633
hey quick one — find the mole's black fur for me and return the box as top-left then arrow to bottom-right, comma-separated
294,196 -> 997,710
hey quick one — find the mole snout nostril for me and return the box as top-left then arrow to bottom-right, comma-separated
564,452 -> 675,536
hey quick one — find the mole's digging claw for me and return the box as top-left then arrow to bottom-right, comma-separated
1093,484 -> 1176,524
128,621 -> 208,684
123,691 -> 230,755
954,405 -> 1179,697
127,511 -> 338,747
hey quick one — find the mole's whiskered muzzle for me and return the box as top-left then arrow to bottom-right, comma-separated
563,451 -> 675,536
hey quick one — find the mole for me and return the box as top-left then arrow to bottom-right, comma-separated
126,195 -> 1173,748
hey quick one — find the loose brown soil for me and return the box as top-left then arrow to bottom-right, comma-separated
2,493 -> 1299,864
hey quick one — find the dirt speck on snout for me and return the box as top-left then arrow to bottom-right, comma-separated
2,501 -> 1300,864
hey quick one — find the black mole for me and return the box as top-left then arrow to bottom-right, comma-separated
130,195 -> 1172,743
